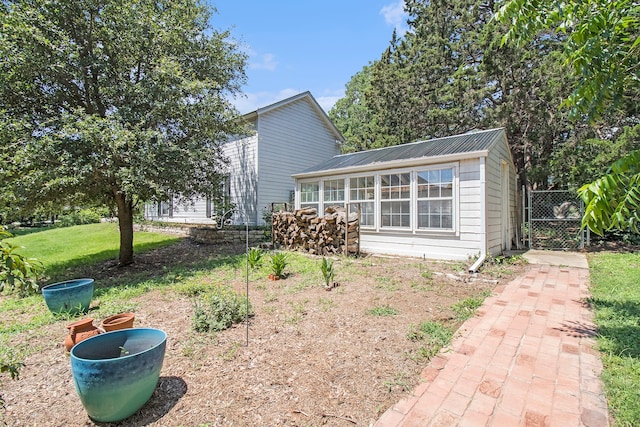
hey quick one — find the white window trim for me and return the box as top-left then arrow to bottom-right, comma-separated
297,162 -> 459,235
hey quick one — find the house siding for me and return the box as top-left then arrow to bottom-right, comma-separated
485,132 -> 517,256
222,134 -> 258,224
256,99 -> 340,224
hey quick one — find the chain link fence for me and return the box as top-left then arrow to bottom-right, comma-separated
525,189 -> 587,250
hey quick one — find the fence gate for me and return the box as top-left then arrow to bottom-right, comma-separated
525,189 -> 587,250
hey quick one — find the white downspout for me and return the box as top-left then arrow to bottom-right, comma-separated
469,157 -> 487,273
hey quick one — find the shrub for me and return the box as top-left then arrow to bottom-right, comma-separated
0,226 -> 45,297
320,257 -> 335,287
269,252 -> 287,278
247,247 -> 265,269
192,286 -> 253,333
57,208 -> 105,227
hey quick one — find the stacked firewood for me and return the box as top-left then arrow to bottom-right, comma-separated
272,206 -> 359,255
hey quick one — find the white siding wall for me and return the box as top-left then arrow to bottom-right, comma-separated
222,134 -> 258,224
485,133 -> 518,256
256,100 -> 340,225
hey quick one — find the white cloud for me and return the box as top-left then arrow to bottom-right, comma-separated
380,1 -> 409,36
249,53 -> 278,71
231,89 -> 299,114
231,89 -> 344,115
316,92 -> 344,113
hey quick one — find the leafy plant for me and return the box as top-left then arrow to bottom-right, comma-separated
192,285 -> 253,333
407,320 -> 453,360
269,252 -> 287,278
320,257 -> 335,287
247,247 -> 265,269
0,226 -> 45,297
451,295 -> 487,322
1,343 -> 24,409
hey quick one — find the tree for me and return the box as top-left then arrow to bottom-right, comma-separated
497,0 -> 640,234
330,0 -> 576,189
0,0 -> 247,264
497,0 -> 640,119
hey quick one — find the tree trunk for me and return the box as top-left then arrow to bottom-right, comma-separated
114,191 -> 135,266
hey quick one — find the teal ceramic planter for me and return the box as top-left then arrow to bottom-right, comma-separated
41,278 -> 94,315
70,328 -> 167,422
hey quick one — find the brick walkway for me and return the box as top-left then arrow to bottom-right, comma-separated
376,263 -> 610,427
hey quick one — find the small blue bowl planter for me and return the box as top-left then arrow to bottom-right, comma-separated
41,278 -> 94,315
70,328 -> 167,423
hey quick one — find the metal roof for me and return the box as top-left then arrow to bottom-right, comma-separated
294,128 -> 506,177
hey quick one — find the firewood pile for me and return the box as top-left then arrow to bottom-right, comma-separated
272,206 -> 360,255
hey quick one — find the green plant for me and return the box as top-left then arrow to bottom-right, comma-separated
1,343 -> 24,409
589,252 -> 640,426
451,295 -> 487,322
192,286 -> 253,333
320,257 -> 335,287
407,320 -> 453,360
367,304 -> 399,316
247,247 -> 265,269
269,251 -> 288,278
0,226 -> 45,297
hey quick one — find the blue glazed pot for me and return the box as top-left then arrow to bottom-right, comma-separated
41,278 -> 94,315
70,328 -> 167,423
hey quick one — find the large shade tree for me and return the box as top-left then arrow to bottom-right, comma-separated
0,0 -> 247,264
497,0 -> 640,234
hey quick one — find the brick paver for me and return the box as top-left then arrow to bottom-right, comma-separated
375,263 -> 610,427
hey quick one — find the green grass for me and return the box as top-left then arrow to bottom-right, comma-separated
588,251 -> 640,427
6,223 -> 181,279
407,320 -> 453,360
366,304 -> 399,316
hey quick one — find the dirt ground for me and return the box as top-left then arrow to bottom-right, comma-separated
1,239 -> 527,426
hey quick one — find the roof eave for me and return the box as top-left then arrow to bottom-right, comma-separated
292,149 -> 490,179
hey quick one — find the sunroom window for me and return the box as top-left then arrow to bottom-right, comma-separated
323,179 -> 344,213
380,173 -> 411,228
300,182 -> 319,212
417,168 -> 453,229
349,176 -> 375,227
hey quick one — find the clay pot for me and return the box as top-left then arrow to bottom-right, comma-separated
102,312 -> 135,332
65,318 -> 101,352
268,274 -> 280,281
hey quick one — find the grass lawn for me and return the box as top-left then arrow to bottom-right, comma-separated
588,251 -> 640,427
6,222 -> 181,280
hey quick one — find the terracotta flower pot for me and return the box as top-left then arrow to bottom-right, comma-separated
64,318 -> 101,352
102,312 -> 135,332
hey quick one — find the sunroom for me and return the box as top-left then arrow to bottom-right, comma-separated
291,128 -> 519,262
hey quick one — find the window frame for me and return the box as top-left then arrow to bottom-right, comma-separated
415,166 -> 456,232
348,174 -> 376,228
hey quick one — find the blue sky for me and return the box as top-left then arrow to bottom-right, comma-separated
211,1 -> 408,114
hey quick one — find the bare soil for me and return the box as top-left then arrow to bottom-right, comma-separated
1,239 -> 527,426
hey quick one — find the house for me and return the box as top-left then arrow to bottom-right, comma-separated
291,128 -> 519,265
145,92 -> 344,226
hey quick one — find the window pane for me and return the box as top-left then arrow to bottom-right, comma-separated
381,173 -> 410,200
324,179 -> 344,202
350,201 -> 374,227
381,201 -> 410,228
301,182 -> 319,203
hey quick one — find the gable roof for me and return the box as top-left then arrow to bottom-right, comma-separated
242,91 -> 345,143
293,128 -> 507,178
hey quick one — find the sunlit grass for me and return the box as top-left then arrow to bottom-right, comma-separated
6,222 -> 180,279
588,252 -> 640,427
